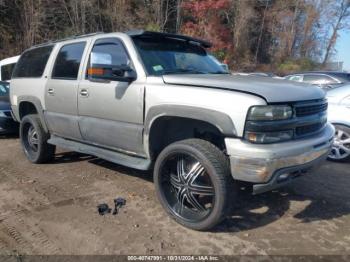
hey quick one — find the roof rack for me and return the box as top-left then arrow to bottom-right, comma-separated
126,30 -> 212,48
30,32 -> 105,49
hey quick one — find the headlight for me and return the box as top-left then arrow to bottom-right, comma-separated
247,105 -> 293,121
245,130 -> 294,144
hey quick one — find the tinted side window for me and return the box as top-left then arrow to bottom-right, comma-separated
303,75 -> 335,83
13,46 -> 53,78
1,63 -> 16,81
0,82 -> 9,96
303,75 -> 320,82
288,75 -> 302,82
52,42 -> 86,79
88,38 -> 130,71
332,73 -> 350,82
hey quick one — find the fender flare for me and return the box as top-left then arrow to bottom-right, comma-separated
144,105 -> 237,156
17,96 -> 49,132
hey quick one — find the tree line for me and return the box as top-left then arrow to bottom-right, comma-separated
0,0 -> 349,74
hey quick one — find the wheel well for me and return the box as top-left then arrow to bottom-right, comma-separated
149,117 -> 226,159
19,102 -> 38,120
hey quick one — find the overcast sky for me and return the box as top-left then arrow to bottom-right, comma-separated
335,30 -> 350,72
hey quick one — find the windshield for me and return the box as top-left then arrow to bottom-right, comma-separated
132,37 -> 228,76
0,82 -> 9,96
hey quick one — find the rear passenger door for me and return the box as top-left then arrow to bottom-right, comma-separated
45,41 -> 88,140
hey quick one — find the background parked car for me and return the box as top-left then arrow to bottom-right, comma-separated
0,55 -> 20,82
0,81 -> 18,135
285,71 -> 350,88
327,83 -> 350,162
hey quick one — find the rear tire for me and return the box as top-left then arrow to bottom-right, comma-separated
20,114 -> 55,163
154,139 -> 236,231
328,124 -> 350,162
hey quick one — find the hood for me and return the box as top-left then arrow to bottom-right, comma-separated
0,96 -> 10,111
162,74 -> 325,103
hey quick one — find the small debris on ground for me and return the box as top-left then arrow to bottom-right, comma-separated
113,197 -> 126,215
97,203 -> 111,216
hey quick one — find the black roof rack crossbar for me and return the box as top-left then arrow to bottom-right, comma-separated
126,30 -> 212,48
30,32 -> 105,49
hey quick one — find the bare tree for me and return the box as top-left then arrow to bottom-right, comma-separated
322,0 -> 350,66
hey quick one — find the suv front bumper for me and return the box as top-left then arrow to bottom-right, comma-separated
225,123 -> 335,194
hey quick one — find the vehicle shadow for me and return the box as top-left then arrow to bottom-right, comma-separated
88,157 -> 153,183
214,181 -> 350,232
49,151 -> 350,232
52,151 -> 97,164
0,133 -> 19,139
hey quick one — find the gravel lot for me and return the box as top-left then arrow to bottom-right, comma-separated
0,135 -> 349,255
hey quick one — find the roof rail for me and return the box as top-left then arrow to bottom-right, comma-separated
30,32 -> 105,49
126,30 -> 212,48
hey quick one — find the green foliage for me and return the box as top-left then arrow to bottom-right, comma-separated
211,50 -> 227,61
145,23 -> 161,32
277,59 -> 319,74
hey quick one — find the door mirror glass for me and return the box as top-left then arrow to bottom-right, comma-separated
91,52 -> 112,65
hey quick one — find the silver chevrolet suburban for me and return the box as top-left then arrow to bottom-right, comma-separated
10,31 -> 334,230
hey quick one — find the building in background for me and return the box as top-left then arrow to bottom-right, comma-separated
324,61 -> 344,71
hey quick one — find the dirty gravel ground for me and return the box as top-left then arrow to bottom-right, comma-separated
0,135 -> 349,255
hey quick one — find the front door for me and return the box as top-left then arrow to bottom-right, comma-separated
78,37 -> 145,156
45,41 -> 87,140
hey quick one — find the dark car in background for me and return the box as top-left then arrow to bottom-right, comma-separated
285,71 -> 350,88
0,81 -> 18,135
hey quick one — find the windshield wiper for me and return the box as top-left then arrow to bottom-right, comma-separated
161,69 -> 206,75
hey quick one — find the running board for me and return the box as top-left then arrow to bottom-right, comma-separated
48,136 -> 151,170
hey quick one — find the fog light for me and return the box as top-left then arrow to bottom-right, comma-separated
244,130 -> 294,144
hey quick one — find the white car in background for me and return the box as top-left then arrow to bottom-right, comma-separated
327,84 -> 350,161
0,55 -> 20,82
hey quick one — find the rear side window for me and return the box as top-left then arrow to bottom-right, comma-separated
12,45 -> 53,78
52,42 -> 86,80
1,63 -> 16,81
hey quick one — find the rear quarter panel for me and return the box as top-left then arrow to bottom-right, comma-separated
10,44 -> 59,117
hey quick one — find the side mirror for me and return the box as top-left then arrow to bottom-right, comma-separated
221,64 -> 229,72
88,64 -> 137,83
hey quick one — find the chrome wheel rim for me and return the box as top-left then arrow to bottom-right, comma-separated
159,153 -> 215,222
28,126 -> 39,152
23,123 -> 39,154
329,128 -> 350,160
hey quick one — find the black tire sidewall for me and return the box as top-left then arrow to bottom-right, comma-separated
154,140 -> 232,231
20,115 -> 48,163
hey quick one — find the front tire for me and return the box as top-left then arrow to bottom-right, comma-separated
154,139 -> 235,231
328,124 -> 350,162
20,114 -> 56,163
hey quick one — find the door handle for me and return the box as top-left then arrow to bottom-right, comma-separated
48,88 -> 55,95
80,89 -> 89,97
